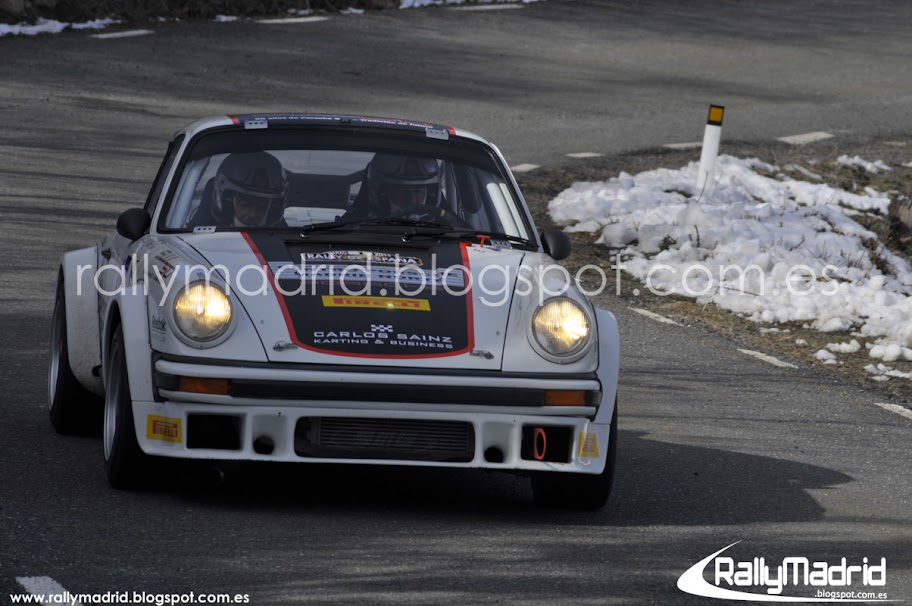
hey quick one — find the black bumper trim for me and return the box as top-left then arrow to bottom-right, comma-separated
154,352 -> 598,382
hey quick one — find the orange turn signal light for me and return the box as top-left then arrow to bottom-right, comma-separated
544,390 -> 588,406
179,377 -> 230,396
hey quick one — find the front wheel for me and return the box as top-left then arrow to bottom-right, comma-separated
48,272 -> 101,435
531,402 -> 618,510
103,323 -> 151,489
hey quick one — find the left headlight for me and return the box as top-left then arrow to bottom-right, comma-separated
172,283 -> 233,343
530,297 -> 592,359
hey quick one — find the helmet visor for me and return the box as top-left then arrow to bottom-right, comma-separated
230,191 -> 281,226
385,184 -> 428,209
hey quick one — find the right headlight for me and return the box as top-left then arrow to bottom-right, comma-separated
530,297 -> 592,358
172,283 -> 233,343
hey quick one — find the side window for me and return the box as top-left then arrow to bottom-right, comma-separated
144,135 -> 185,213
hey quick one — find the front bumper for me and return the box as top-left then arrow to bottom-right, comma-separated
132,359 -> 612,475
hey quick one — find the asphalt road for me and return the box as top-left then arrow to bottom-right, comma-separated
1,1 -> 912,604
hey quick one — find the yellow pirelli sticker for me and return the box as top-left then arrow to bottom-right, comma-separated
578,432 -> 599,458
321,295 -> 430,311
147,415 -> 182,443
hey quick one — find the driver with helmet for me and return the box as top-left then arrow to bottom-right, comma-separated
346,153 -> 447,222
191,151 -> 288,228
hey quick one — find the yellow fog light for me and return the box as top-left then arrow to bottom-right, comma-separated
531,298 -> 591,357
173,283 -> 232,342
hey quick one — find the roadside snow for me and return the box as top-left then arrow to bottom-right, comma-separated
549,155 -> 912,380
400,0 -> 539,7
785,164 -> 822,181
827,340 -> 861,353
837,155 -> 891,174
0,17 -> 117,37
213,15 -> 239,22
815,349 -> 838,365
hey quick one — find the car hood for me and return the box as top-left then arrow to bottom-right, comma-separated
178,232 -> 526,370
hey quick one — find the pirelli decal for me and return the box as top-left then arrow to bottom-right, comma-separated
147,415 -> 182,443
321,295 -> 430,311
578,433 -> 599,458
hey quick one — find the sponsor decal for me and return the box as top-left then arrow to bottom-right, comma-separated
302,251 -> 423,266
678,542 -> 893,602
244,234 -> 474,358
578,433 -> 599,458
268,261 -> 464,289
147,415 -> 181,443
312,324 -> 455,350
321,295 -> 430,311
153,250 -> 181,280
150,315 -> 167,333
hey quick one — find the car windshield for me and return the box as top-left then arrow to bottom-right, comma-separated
161,136 -> 532,240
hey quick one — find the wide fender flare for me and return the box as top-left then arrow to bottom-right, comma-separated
594,307 -> 620,425
62,248 -> 103,396
103,285 -> 154,403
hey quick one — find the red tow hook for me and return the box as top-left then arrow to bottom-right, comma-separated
533,427 -> 547,461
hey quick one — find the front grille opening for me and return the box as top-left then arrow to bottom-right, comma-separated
294,417 -> 475,462
187,414 -> 242,450
520,425 -> 572,463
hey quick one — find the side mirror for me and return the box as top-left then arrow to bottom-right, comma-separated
540,228 -> 572,261
116,208 -> 151,241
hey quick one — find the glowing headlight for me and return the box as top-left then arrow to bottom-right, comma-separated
531,298 -> 591,357
172,283 -> 232,342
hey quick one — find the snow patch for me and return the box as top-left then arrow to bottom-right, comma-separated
826,339 -> 861,354
548,155 -> 912,381
837,155 -> 891,174
400,0 -> 539,7
0,17 -> 118,37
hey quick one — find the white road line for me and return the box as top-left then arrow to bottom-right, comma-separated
510,163 -> 539,173
777,131 -> 834,145
630,308 -> 684,327
737,348 -> 798,369
663,142 -> 702,150
566,152 -> 604,159
91,29 -> 153,39
17,577 -> 83,605
874,402 -> 912,421
257,16 -> 329,24
450,4 -> 524,10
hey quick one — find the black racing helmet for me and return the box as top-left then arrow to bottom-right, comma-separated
367,154 -> 441,210
214,152 -> 288,227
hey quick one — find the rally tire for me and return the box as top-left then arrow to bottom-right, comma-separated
531,402 -> 618,511
103,323 -> 150,489
48,273 -> 101,435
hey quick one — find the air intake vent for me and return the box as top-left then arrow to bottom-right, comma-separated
294,417 -> 474,462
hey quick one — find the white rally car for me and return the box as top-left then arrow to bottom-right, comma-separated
48,114 -> 620,509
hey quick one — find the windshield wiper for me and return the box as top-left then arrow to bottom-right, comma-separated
300,218 -> 363,236
358,217 -> 453,230
301,217 -> 452,237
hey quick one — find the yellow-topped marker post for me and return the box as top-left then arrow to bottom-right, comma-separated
696,104 -> 725,193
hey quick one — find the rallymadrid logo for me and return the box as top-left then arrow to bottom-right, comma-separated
677,542 -> 895,602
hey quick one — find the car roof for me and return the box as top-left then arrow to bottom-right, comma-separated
174,113 -> 490,146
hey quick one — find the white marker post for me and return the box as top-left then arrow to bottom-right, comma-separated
696,104 -> 725,193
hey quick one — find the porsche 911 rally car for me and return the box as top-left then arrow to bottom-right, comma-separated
48,114 -> 620,509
